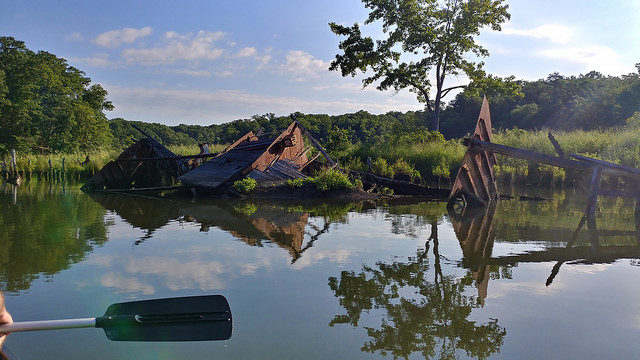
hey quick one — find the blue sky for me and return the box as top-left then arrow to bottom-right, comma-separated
2,0 -> 639,125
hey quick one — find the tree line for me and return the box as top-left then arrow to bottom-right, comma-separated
3,35 -> 640,157
115,67 -> 640,153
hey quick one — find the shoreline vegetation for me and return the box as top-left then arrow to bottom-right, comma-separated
5,126 -> 640,189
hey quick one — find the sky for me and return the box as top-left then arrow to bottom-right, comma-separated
2,0 -> 640,125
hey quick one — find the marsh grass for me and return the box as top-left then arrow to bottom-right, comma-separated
4,143 -> 228,181
5,126 -> 639,188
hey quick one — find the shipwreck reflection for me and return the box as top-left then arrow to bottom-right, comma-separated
90,193 -> 357,263
448,199 -> 640,289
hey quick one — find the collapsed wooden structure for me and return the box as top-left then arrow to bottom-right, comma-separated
179,121 -> 312,192
82,124 -> 192,192
85,115 -> 452,197
449,97 -> 640,218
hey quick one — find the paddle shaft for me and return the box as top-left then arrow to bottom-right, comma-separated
0,312 -> 231,333
0,318 -> 96,333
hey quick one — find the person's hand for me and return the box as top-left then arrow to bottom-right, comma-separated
0,292 -> 13,349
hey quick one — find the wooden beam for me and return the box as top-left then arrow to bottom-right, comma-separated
115,153 -> 219,162
467,138 -> 640,179
95,185 -> 186,193
548,132 -> 565,158
466,138 -> 589,170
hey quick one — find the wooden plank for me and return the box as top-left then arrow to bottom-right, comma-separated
96,185 -> 185,193
219,131 -> 257,155
487,245 -> 640,265
116,153 -> 219,162
548,132 -> 565,158
570,153 -> 640,176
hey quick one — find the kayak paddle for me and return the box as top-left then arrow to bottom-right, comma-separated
0,295 -> 232,341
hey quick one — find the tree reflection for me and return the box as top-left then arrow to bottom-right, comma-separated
0,182 -> 110,292
328,223 -> 505,360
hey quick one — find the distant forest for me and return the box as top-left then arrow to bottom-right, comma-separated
3,36 -> 640,155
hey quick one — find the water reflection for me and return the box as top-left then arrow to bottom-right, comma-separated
90,192 -> 359,262
0,182 -> 110,292
5,181 -> 640,359
328,228 -> 506,360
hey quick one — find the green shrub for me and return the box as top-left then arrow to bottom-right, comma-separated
354,178 -> 363,190
233,202 -> 258,216
313,168 -> 354,191
233,177 -> 257,194
286,177 -> 314,188
372,158 -> 395,178
392,158 -> 421,181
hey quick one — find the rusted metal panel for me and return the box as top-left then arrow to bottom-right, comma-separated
179,121 -> 308,191
449,97 -> 499,206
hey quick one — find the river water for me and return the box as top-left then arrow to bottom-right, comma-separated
1,181 -> 639,359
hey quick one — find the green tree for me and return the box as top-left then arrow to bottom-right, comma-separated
329,0 -> 518,132
0,36 -> 113,153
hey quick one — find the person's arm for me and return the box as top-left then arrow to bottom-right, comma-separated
0,292 -> 13,348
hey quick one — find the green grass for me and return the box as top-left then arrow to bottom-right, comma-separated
286,168 -> 354,191
493,126 -> 640,185
335,137 -> 466,185
2,143 -> 229,181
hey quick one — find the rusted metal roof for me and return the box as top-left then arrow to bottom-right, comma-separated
178,121 -> 308,191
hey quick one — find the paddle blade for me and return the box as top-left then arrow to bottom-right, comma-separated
98,295 -> 232,342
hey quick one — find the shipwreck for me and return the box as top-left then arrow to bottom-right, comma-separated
84,117 -> 448,198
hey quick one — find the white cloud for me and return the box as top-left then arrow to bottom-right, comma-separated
122,30 -> 225,65
215,70 -> 233,78
539,45 -> 629,74
124,257 -> 227,291
68,53 -> 113,67
503,24 -> 574,44
66,32 -> 84,42
236,47 -> 257,58
172,68 -> 212,77
256,55 -> 272,70
93,27 -> 153,47
279,50 -> 329,80
101,272 -> 155,295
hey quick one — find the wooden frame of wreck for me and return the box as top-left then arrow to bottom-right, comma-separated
449,98 -> 640,280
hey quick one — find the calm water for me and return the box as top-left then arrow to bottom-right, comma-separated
1,181 -> 640,359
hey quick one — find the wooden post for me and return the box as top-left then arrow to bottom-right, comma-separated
547,132 -> 565,158
10,149 -> 17,176
585,167 -> 602,253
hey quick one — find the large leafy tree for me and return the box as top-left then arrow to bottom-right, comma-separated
0,37 -> 113,154
329,0 -> 519,131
